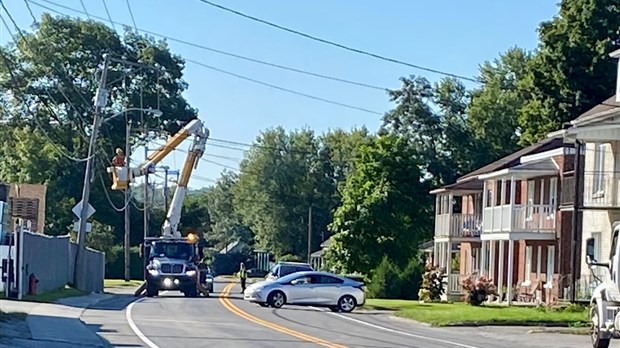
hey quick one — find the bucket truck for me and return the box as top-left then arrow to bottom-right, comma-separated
107,118 -> 213,297
586,222 -> 620,348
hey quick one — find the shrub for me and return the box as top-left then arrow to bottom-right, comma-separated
417,264 -> 446,301
367,257 -> 402,299
462,275 -> 497,306
400,258 -> 424,300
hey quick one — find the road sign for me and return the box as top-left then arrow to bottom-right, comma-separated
73,222 -> 92,233
72,200 -> 95,219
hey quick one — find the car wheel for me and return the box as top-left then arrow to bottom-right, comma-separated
268,291 -> 286,309
338,295 -> 356,313
590,304 -> 610,348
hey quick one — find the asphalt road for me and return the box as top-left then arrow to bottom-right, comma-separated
79,280 -> 593,348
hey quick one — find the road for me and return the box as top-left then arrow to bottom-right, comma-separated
79,280 -> 592,348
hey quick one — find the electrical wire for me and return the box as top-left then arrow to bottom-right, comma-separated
100,0 -> 116,31
79,0 -> 90,19
30,0 -> 388,92
124,0 -> 138,32
196,0 -> 480,83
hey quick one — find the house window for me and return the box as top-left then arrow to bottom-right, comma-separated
526,180 -> 535,219
524,245 -> 533,283
548,177 -> 557,218
593,143 -> 606,195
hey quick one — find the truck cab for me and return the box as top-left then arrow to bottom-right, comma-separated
586,223 -> 620,347
144,237 -> 201,297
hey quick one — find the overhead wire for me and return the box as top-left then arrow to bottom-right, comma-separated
100,0 -> 116,31
124,0 -> 138,32
196,0 -> 480,83
30,0 -> 388,91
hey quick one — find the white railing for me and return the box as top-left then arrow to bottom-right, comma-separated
434,213 -> 482,238
583,172 -> 620,207
447,273 -> 462,294
482,204 -> 556,233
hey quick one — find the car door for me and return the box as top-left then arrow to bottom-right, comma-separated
312,275 -> 345,304
285,275 -> 316,304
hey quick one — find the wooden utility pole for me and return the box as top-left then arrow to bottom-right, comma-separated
124,120 -> 132,281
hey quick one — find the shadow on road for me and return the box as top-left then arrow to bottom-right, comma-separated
269,307 -> 419,348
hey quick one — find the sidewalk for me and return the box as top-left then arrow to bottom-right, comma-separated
0,293 -> 114,348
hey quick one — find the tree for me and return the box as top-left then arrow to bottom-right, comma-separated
379,76 -> 483,187
518,0 -> 620,144
206,171 -> 253,250
468,47 -> 531,158
325,135 -> 432,275
0,14 -> 197,237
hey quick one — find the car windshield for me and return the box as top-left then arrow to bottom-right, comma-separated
150,242 -> 193,260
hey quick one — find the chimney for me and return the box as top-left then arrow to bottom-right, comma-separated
611,48 -> 620,103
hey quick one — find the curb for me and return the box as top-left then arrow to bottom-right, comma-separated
54,293 -> 117,348
527,327 -> 590,335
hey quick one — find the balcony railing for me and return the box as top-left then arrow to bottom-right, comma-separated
482,204 -> 556,234
583,172 -> 620,207
434,213 -> 482,239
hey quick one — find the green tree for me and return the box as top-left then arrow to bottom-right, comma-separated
518,0 -> 620,144
0,14 -> 197,237
206,170 -> 253,250
468,47 -> 531,158
325,135 -> 432,275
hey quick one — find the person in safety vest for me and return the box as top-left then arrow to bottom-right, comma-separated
112,148 -> 126,167
238,262 -> 247,293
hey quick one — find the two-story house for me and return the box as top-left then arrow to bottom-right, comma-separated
556,48 -> 620,300
432,137 -> 577,303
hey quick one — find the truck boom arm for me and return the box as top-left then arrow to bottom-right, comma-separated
161,121 -> 209,238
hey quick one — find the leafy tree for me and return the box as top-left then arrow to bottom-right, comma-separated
325,135 -> 432,275
206,171 -> 253,250
468,47 -> 531,158
518,0 -> 620,144
0,14 -> 197,237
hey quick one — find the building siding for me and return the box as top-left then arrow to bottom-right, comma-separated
7,183 -> 47,234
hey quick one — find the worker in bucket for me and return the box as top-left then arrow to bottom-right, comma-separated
111,148 -> 126,167
238,262 -> 247,293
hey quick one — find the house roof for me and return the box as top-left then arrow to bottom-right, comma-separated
477,158 -> 558,180
571,95 -> 620,125
320,236 -> 333,248
429,178 -> 483,194
456,136 -> 565,183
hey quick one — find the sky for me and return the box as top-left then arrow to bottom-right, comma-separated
1,0 -> 560,190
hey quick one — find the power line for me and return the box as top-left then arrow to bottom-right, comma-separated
100,0 -> 116,31
79,0 -> 90,20
124,0 -> 138,32
196,0 -> 480,84
31,0 -> 388,91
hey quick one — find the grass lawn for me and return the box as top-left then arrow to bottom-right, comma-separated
104,279 -> 143,287
23,285 -> 85,303
364,299 -> 589,327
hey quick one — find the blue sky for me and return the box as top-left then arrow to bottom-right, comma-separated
1,0 -> 559,189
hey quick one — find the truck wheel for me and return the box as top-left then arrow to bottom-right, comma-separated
146,284 -> 158,297
590,305 -> 610,348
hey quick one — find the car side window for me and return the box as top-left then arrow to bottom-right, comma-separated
319,275 -> 344,284
269,265 -> 280,277
280,266 -> 294,276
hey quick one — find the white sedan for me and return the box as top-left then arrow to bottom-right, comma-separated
243,271 -> 365,313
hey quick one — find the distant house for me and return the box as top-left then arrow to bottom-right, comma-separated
219,240 -> 248,254
310,237 -> 333,270
1,183 -> 47,234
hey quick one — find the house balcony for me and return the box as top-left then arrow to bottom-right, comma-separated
481,204 -> 556,240
582,172 -> 620,208
434,213 -> 482,241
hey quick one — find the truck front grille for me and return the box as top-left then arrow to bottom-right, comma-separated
160,263 -> 185,274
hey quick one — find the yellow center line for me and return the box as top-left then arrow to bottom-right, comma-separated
218,283 -> 348,348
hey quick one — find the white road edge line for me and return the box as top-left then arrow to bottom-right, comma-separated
309,306 -> 480,348
126,298 -> 161,348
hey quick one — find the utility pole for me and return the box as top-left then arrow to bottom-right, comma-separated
74,54 -> 110,290
163,166 -> 170,212
307,205 -> 312,264
143,141 -> 150,240
124,120 -> 132,282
